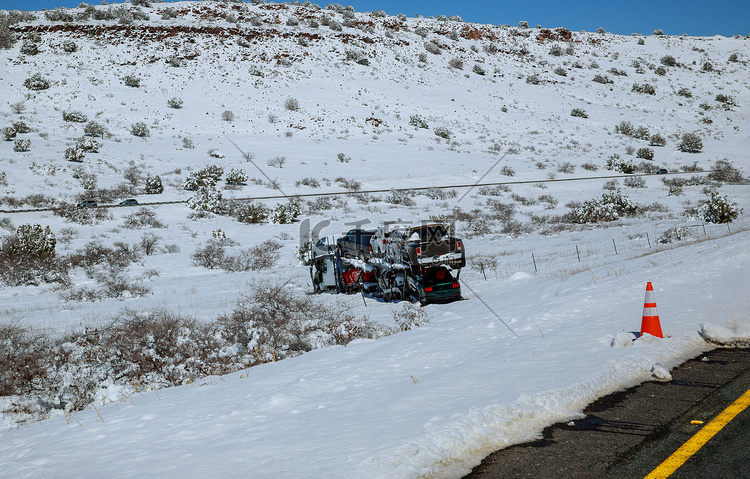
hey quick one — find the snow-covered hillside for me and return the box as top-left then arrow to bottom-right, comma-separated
1,2 -> 749,477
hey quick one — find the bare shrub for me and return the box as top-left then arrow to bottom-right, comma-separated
284,97 -> 300,111
122,207 -> 165,229
624,176 -> 646,188
0,323 -> 51,396
708,159 -> 747,184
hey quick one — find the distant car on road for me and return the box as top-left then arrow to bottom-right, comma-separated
656,169 -> 669,174
77,200 -> 97,208
118,199 -> 139,206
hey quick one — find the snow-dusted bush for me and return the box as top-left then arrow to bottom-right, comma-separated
208,148 -> 225,159
660,55 -> 676,66
23,73 -> 50,91
526,74 -> 541,85
83,120 -> 106,137
187,185 -> 226,214
472,64 -> 486,75
225,169 -> 248,186
271,201 -> 301,224
235,202 -> 268,224
649,133 -> 666,147
167,97 -> 183,109
624,176 -> 646,188
2,127 -> 16,141
678,133 -> 702,153
715,94 -> 737,108
708,160 -> 746,184
64,146 -> 86,162
448,58 -> 464,70
636,147 -> 654,160
13,138 -> 30,152
62,40 -> 77,52
653,29 -> 664,36
62,110 -> 88,123
632,82 -> 656,95
183,165 -> 223,190
122,74 -> 141,87
221,110 -> 235,122
20,40 -> 39,55
336,153 -> 350,163
145,174 -> 163,194
676,87 -> 692,98
658,226 -> 689,243
605,154 -> 635,174
409,114 -> 429,129
699,193 -> 740,224
122,208 -> 165,229
518,20 -> 529,28
433,126 -> 452,139
701,61 -> 713,72
549,44 -> 562,56
571,108 -> 588,118
425,42 -> 441,55
592,74 -> 613,84
569,191 -> 638,223
75,137 -> 100,153
130,122 -> 150,137
385,189 -> 416,206
0,15 -> 17,49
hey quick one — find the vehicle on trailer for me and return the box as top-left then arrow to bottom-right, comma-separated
118,198 -> 138,207
407,265 -> 461,305
337,228 -> 376,260
369,227 -> 390,259
377,266 -> 407,301
310,254 -> 342,294
312,236 -> 336,259
77,200 -> 97,208
389,223 -> 466,269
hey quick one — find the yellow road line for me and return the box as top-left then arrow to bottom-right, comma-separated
645,388 -> 750,478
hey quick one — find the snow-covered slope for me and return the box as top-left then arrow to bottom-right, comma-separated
1,2 -> 749,477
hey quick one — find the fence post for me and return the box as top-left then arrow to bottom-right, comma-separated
702,223 -> 707,235
646,232 -> 651,248
576,244 -> 581,263
613,238 -> 618,255
532,253 -> 538,273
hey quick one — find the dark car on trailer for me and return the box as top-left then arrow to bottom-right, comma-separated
407,265 -> 461,305
336,228 -> 376,260
390,223 -> 466,269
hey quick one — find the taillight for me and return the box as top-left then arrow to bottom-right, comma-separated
457,240 -> 462,251
416,247 -> 422,256
425,287 -> 433,292
453,283 -> 460,289
382,239 -> 386,245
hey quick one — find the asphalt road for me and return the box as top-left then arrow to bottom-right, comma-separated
464,347 -> 750,479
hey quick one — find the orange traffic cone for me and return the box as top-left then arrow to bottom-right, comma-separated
640,282 -> 663,338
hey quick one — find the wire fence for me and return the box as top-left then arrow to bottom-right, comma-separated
471,215 -> 750,281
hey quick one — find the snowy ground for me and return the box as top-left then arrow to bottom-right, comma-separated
1,2 -> 749,477
2,229 -> 749,478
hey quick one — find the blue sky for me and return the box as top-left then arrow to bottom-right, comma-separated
2,0 -> 748,37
